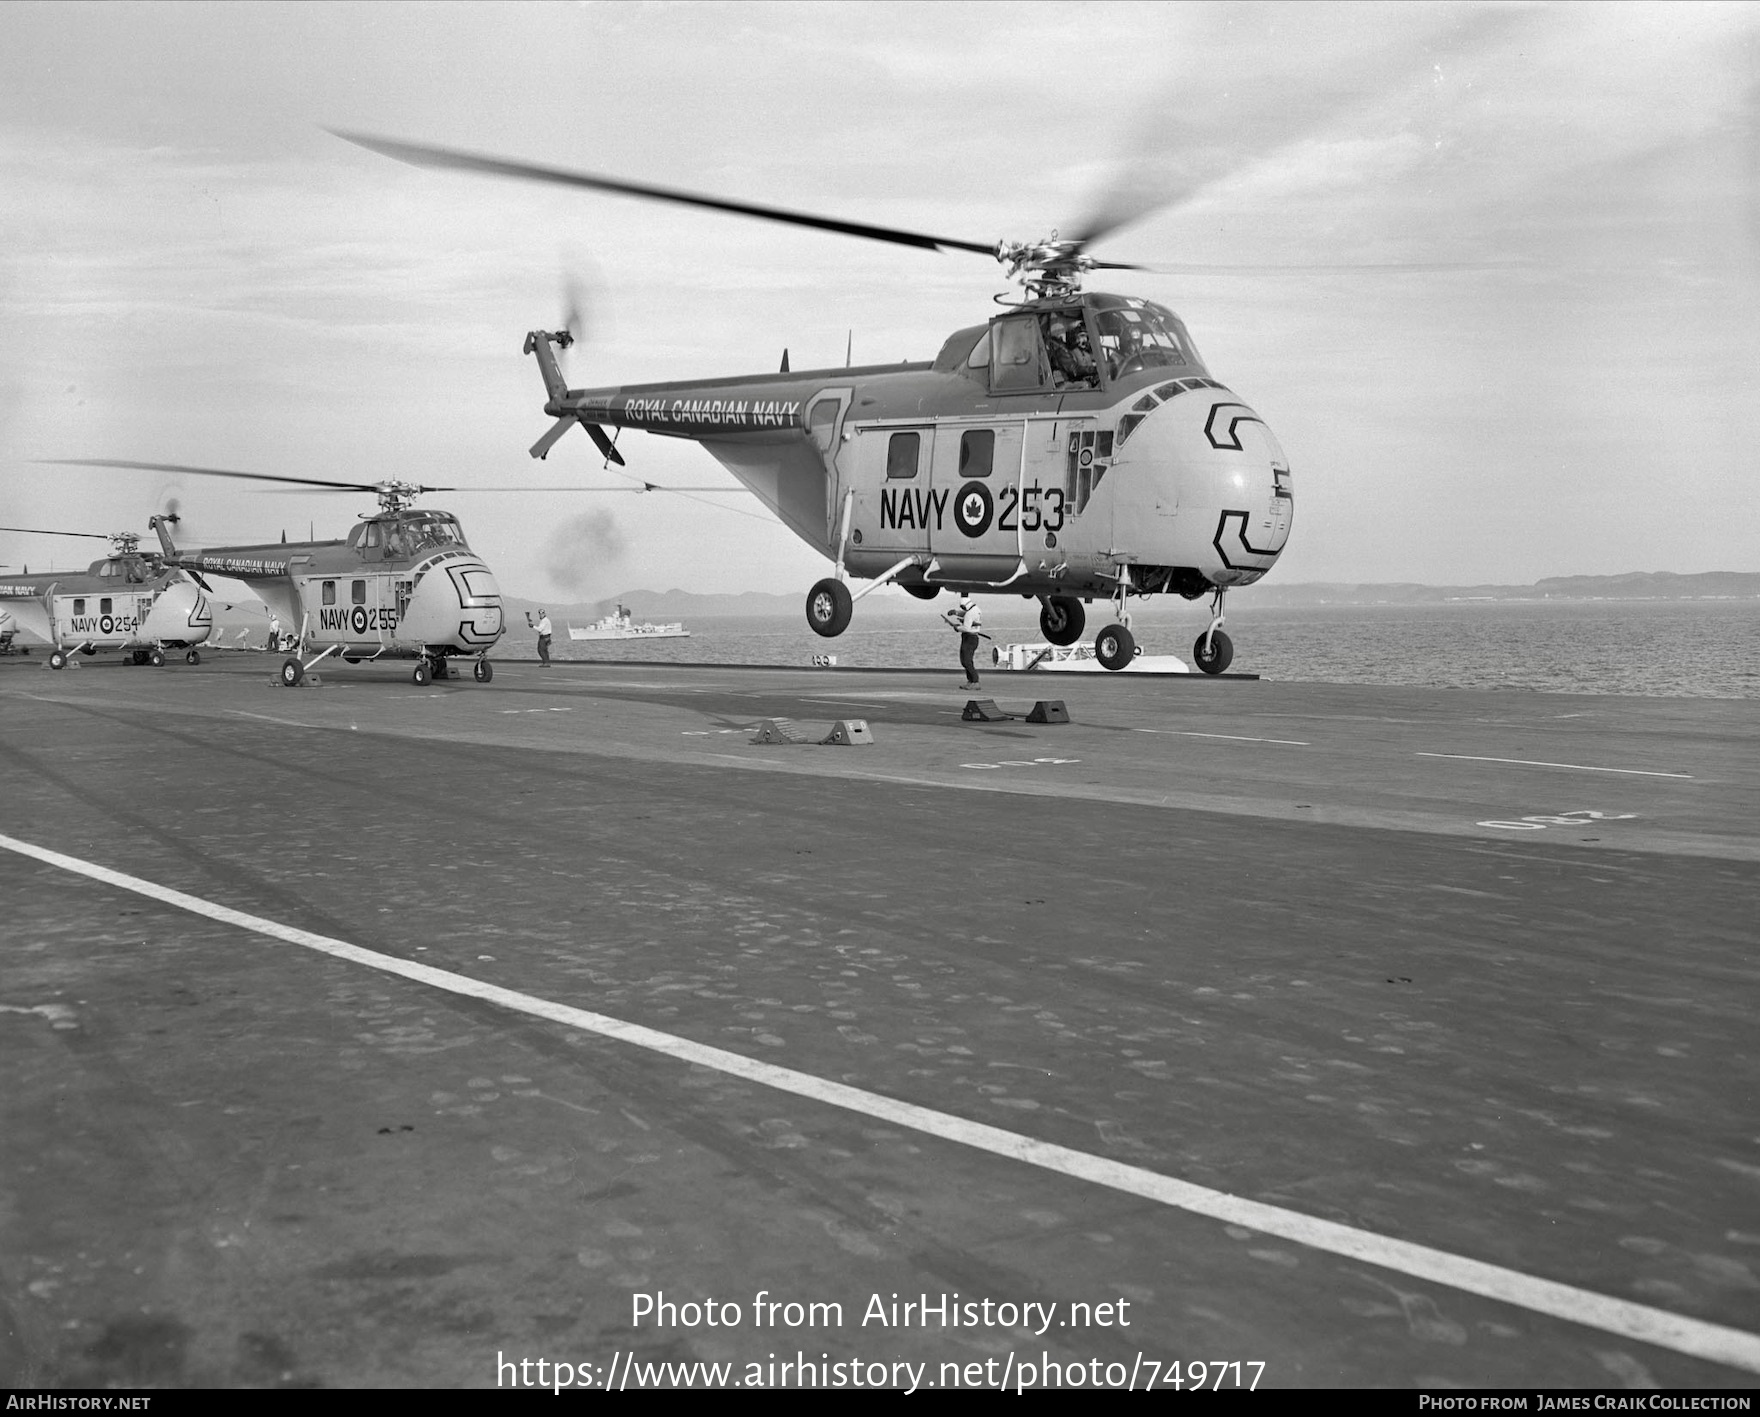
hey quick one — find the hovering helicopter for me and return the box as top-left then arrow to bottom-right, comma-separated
0,525 -> 212,670
338,132 -> 1296,674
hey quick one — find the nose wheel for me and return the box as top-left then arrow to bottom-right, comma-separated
1193,588 -> 1232,674
473,658 -> 493,683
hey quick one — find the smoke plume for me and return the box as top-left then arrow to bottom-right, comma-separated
545,508 -> 627,593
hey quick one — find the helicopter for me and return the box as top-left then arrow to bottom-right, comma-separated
0,525 -> 213,670
41,459 -> 738,688
337,132 -> 1296,674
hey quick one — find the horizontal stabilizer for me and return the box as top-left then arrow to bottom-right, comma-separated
529,416 -> 575,461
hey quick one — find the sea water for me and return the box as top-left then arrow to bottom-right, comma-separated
521,599 -> 1760,699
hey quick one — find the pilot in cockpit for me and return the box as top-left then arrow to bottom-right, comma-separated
1044,317 -> 1098,388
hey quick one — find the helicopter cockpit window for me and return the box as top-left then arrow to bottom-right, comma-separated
355,523 -> 381,550
405,515 -> 465,550
99,561 -> 116,578
1094,301 -> 1199,381
886,432 -> 921,479
989,317 -> 1044,393
959,429 -> 994,478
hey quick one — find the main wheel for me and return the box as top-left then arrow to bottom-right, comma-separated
148,648 -> 165,667
413,662 -> 431,686
1094,623 -> 1136,671
280,657 -> 304,687
473,658 -> 493,683
1193,629 -> 1234,675
805,578 -> 853,638
185,649 -> 200,665
1040,595 -> 1085,646
902,583 -> 940,601
49,650 -> 68,670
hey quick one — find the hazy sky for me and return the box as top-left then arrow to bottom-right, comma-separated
2,1 -> 1757,599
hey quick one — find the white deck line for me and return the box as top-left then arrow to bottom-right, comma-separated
3,830 -> 1756,1377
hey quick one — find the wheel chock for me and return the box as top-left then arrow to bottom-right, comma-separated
269,673 -> 323,688
962,699 -> 1014,722
821,719 -> 873,745
1026,699 -> 1070,724
750,717 -> 811,744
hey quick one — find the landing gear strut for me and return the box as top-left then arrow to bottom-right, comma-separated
1193,587 -> 1233,675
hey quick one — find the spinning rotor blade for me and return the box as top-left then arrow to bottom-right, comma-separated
331,130 -> 997,257
36,459 -> 455,495
0,525 -> 112,540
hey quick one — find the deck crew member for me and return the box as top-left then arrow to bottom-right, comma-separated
529,608 -> 553,667
943,592 -> 983,689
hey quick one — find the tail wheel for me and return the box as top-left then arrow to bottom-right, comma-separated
280,657 -> 304,687
49,650 -> 67,670
1040,595 -> 1085,646
1193,629 -> 1234,675
148,648 -> 166,667
413,661 -> 431,686
473,659 -> 493,683
1094,624 -> 1136,671
805,578 -> 853,638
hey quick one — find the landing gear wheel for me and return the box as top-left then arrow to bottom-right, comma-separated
473,658 -> 492,683
902,583 -> 940,601
280,657 -> 304,687
185,649 -> 200,665
1193,629 -> 1234,675
1094,623 -> 1136,671
49,650 -> 68,671
148,648 -> 165,667
805,578 -> 853,638
1040,595 -> 1085,646
413,661 -> 431,686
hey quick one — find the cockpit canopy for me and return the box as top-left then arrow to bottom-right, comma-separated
93,556 -> 152,583
934,294 -> 1207,395
348,511 -> 468,558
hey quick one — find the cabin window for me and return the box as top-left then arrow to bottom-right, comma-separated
959,429 -> 994,478
322,581 -> 336,606
100,598 -> 112,615
989,317 -> 1044,392
352,580 -> 366,605
886,431 -> 920,480
73,598 -> 85,615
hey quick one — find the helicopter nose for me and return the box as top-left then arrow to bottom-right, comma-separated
144,580 -> 212,643
1110,382 -> 1292,585
404,553 -> 504,651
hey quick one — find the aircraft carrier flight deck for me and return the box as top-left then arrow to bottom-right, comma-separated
2,653 -> 1756,1390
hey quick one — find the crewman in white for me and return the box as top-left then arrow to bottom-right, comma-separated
943,592 -> 983,689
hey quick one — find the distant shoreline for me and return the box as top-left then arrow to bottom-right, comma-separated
506,572 -> 1760,621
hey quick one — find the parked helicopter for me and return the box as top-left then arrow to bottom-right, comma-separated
0,525 -> 212,669
338,132 -> 1297,673
40,460 -> 737,688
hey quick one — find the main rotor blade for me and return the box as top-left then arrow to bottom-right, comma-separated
0,525 -> 112,540
36,458 -> 386,494
331,130 -> 997,257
